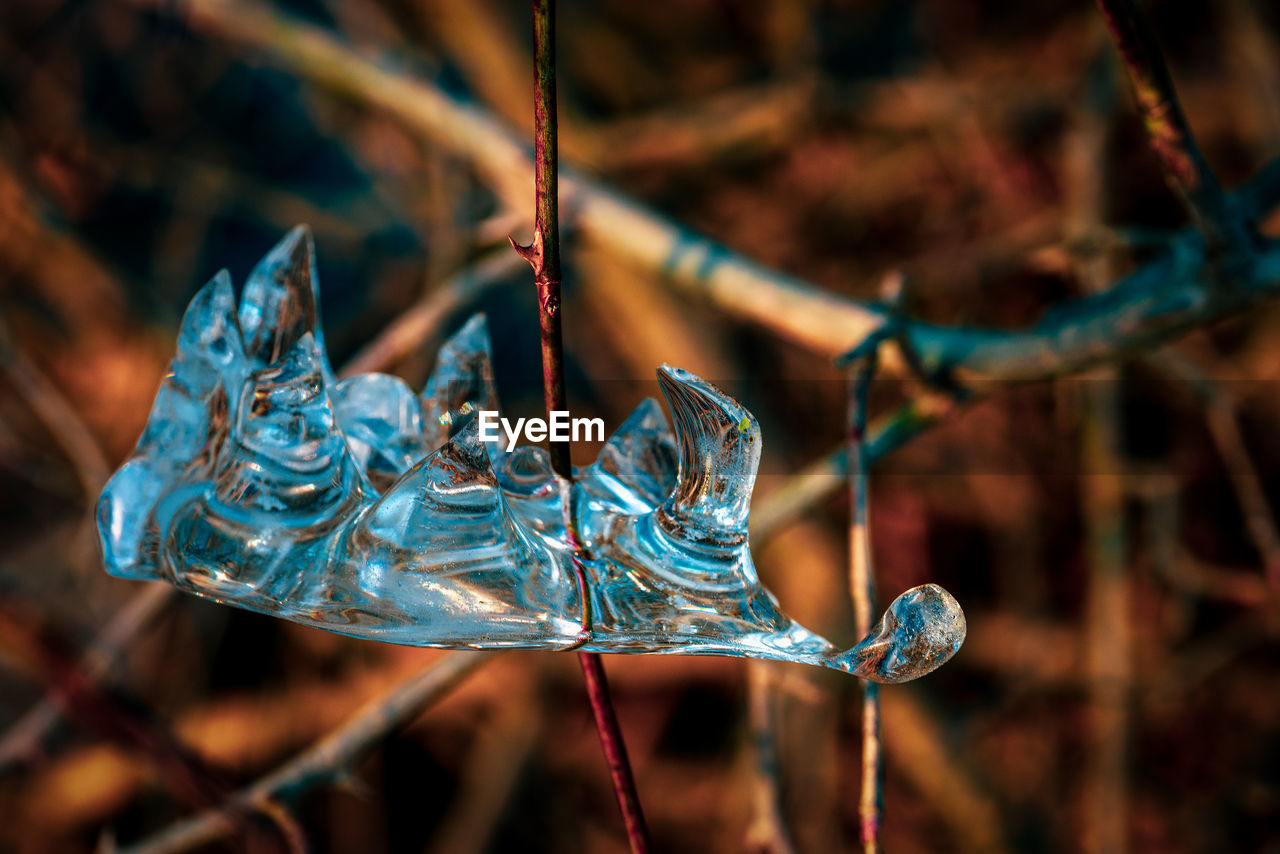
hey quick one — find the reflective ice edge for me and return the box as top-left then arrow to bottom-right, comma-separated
97,226 -> 967,682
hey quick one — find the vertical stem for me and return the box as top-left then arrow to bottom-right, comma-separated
1095,0 -> 1252,262
1067,62 -> 1131,853
515,3 -> 650,851
528,0 -> 568,475
848,353 -> 882,854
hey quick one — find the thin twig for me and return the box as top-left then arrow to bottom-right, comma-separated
1154,351 -> 1280,585
1066,46 -> 1131,853
0,317 -> 111,499
117,652 -> 494,854
1095,0 -> 1253,262
847,346 -> 882,854
0,600 -> 231,815
0,583 -> 172,771
339,247 -> 523,378
744,663 -> 798,854
511,2 -> 650,851
423,666 -> 545,854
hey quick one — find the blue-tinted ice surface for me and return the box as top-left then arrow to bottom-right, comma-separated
98,227 -> 966,682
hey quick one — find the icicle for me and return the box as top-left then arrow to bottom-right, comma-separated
238,225 -> 333,382
580,397 -> 677,511
576,368 -> 831,660
421,313 -> 499,450
654,365 -> 757,546
163,333 -> 366,602
97,270 -> 244,580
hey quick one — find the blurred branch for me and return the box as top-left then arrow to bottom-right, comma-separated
0,583 -> 171,771
115,0 -> 1280,389
1155,351 -> 1280,585
879,690 -> 1012,854
847,345 -> 883,854
744,663 -> 798,854
1067,51 -> 1131,854
584,75 -> 819,172
423,668 -> 544,854
1095,0 -> 1253,260
0,317 -> 110,499
0,599 -> 231,814
1224,0 -> 1280,151
339,247 -> 523,378
117,651 -> 494,854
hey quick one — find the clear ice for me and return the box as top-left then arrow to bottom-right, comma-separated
97,227 -> 967,682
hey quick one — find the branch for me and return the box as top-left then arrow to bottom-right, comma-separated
118,0 -> 1280,387
339,247 -> 523,379
0,583 -> 172,771
1095,0 -> 1253,260
1155,351 -> 1280,584
117,652 -> 494,854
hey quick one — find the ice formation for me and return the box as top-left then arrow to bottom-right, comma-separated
97,227 -> 966,682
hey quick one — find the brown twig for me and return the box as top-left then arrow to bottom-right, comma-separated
0,317 -> 111,499
0,600 -> 231,815
423,666 -> 545,854
1155,351 -> 1280,585
744,662 -> 798,854
0,583 -> 172,771
1066,50 -> 1131,853
116,652 -> 494,854
510,3 -> 649,851
1095,0 -> 1253,262
339,247 -> 523,378
847,345 -> 882,854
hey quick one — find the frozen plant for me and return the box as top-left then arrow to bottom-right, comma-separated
97,227 -> 966,683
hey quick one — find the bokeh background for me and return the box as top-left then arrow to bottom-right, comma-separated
2,0 -> 1280,851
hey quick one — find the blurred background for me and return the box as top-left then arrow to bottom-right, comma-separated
1,0 -> 1280,851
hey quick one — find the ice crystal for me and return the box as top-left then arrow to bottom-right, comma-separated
97,227 -> 966,682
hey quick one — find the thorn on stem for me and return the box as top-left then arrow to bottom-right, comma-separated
509,227 -> 545,274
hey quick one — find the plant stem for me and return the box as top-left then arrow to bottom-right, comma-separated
848,351 -> 882,854
1095,0 -> 1253,263
515,2 -> 650,851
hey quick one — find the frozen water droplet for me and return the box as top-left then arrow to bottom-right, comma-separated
238,226 -> 331,379
333,373 -> 430,492
834,584 -> 967,682
421,313 -> 498,450
655,365 -> 758,547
